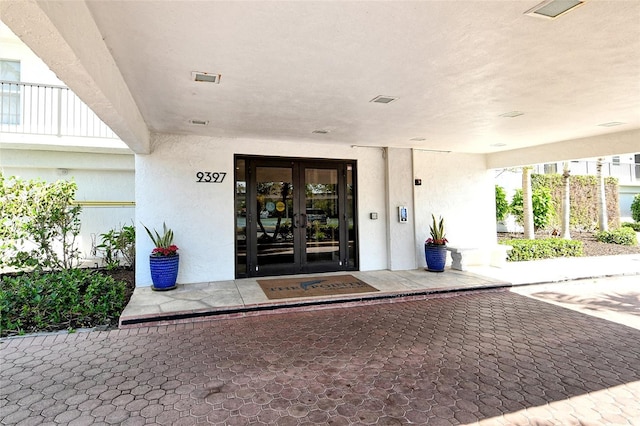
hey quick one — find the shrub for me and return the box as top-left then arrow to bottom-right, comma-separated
509,187 -> 553,231
532,173 -> 619,231
0,269 -> 126,337
0,173 -> 82,271
98,224 -> 136,269
501,238 -> 583,261
622,222 -> 640,232
596,227 -> 638,246
495,185 -> 509,222
631,194 -> 640,223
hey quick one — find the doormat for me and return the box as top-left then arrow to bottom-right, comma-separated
257,275 -> 379,300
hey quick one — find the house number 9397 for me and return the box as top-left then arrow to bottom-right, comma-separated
196,172 -> 227,183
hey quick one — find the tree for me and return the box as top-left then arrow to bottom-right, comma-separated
561,162 -> 571,239
495,185 -> 509,222
522,167 -> 535,239
631,194 -> 640,223
510,187 -> 553,232
596,158 -> 608,231
0,173 -> 82,270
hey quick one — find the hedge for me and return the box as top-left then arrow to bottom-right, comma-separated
500,238 -> 584,261
0,269 -> 126,337
596,227 -> 638,246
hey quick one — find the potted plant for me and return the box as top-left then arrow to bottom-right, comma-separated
425,214 -> 448,272
143,222 -> 179,291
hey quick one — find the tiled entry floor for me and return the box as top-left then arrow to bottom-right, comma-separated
119,269 -> 508,328
120,254 -> 640,328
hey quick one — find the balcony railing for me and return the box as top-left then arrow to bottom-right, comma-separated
535,160 -> 640,183
0,80 -> 117,139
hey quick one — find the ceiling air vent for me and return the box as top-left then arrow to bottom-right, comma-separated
189,119 -> 209,126
525,0 -> 585,19
191,71 -> 221,84
370,95 -> 398,104
312,129 -> 330,134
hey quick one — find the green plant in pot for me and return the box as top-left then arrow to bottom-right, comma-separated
425,214 -> 448,272
143,222 -> 179,291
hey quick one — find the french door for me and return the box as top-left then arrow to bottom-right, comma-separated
235,156 -> 357,278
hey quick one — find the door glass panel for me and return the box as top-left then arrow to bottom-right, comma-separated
346,164 -> 356,267
305,168 -> 339,264
235,159 -> 247,275
256,166 -> 295,269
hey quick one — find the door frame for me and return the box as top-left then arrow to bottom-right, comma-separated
234,155 -> 358,278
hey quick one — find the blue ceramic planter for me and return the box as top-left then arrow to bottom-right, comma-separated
149,254 -> 179,290
425,244 -> 446,272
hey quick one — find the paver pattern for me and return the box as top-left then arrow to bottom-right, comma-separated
2,290 -> 640,425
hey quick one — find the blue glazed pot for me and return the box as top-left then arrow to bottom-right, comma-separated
425,244 -> 446,272
149,254 -> 179,290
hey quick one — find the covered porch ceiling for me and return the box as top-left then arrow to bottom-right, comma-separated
1,0 -> 638,165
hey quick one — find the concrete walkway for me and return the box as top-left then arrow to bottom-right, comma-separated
119,254 -> 640,328
2,274 -> 640,425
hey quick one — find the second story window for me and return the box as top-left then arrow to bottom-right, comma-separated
1,59 -> 21,125
543,163 -> 558,174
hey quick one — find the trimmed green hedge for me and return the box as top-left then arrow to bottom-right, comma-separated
622,222 -> 640,232
596,227 -> 638,246
500,238 -> 583,261
0,269 -> 126,337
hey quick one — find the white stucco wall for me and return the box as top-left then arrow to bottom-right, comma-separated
136,136 -> 497,286
136,134 -> 389,286
413,151 -> 496,269
386,148 -> 417,271
1,21 -> 64,86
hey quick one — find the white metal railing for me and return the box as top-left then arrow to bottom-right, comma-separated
0,80 -> 117,139
535,160 -> 640,183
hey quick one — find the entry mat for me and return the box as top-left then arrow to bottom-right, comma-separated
257,275 -> 379,300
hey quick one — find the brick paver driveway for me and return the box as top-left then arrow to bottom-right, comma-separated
2,286 -> 640,425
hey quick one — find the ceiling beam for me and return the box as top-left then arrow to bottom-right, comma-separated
0,0 -> 150,154
486,129 -> 640,169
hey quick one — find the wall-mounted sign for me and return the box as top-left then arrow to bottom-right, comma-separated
276,201 -> 285,212
196,172 -> 227,183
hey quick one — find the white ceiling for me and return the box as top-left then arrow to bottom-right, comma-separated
3,1 -> 639,156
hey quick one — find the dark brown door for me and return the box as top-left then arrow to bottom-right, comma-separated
235,156 -> 357,278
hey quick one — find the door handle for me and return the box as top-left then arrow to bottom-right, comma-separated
301,213 -> 308,228
293,213 -> 299,228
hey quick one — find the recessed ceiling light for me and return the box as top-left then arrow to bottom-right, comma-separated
370,95 -> 398,104
191,71 -> 221,84
598,121 -> 625,127
525,0 -> 584,20
312,129 -> 330,134
189,119 -> 209,125
499,111 -> 524,118
409,137 -> 426,141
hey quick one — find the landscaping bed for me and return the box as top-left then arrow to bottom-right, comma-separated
499,231 -> 640,257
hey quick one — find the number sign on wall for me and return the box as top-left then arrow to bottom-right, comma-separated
196,172 -> 226,183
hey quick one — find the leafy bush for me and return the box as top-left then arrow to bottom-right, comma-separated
509,187 -> 553,230
501,238 -> 583,261
622,222 -> 640,232
0,269 -> 126,337
98,224 -> 136,269
531,174 -> 619,231
596,227 -> 638,246
495,185 -> 509,222
0,173 -> 82,271
631,194 -> 640,223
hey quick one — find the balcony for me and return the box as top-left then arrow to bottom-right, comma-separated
1,80 -> 118,140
